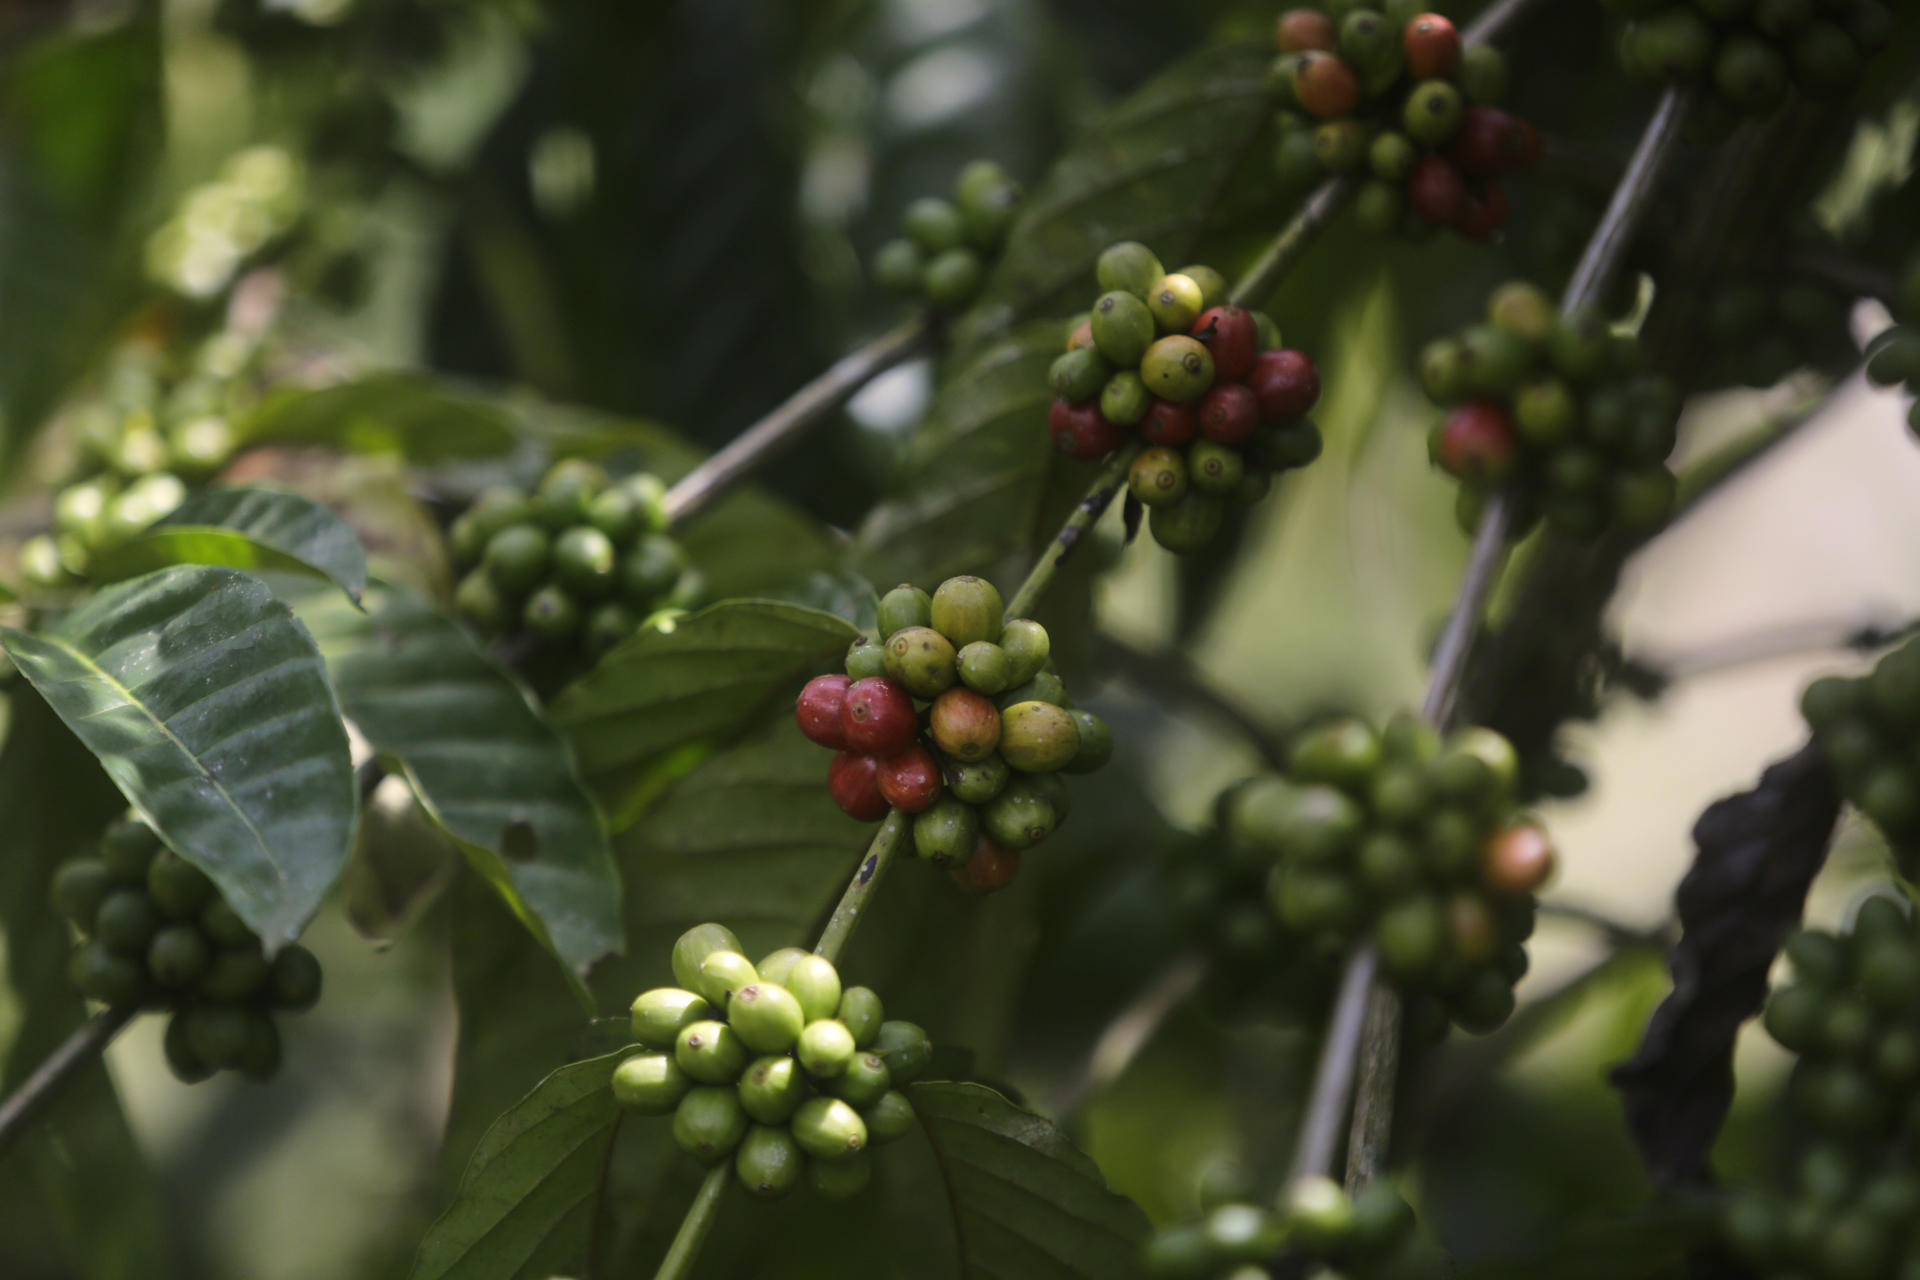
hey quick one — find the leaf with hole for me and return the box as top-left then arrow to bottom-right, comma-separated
0,565 -> 356,949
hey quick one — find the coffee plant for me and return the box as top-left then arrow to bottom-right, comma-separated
0,3 -> 1917,1279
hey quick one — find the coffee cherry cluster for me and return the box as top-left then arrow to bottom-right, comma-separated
1701,270 -> 1857,392
20,336 -> 249,589
1802,640 -> 1920,881
1420,281 -> 1681,541
615,924 -> 932,1202
1269,7 -> 1539,240
871,160 -> 1024,312
794,576 -> 1110,894
1228,714 -> 1553,1033
1143,1177 -> 1444,1280
1604,0 -> 1892,123
1048,242 -> 1323,553
1722,897 -> 1920,1279
50,814 -> 323,1083
449,460 -> 700,662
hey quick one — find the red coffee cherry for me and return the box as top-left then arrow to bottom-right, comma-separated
840,677 -> 918,756
1048,399 -> 1126,461
795,675 -> 852,749
1140,399 -> 1200,447
1275,8 -> 1335,53
1450,107 -> 1513,179
1198,383 -> 1260,444
1293,51 -> 1362,119
1454,179 -> 1508,242
1432,400 -> 1517,484
877,746 -> 944,813
1484,824 -> 1556,895
1190,306 -> 1258,383
1403,13 -> 1461,79
948,837 -> 1021,895
828,752 -> 889,821
1246,349 -> 1321,422
1407,155 -> 1467,228
1504,117 -> 1543,171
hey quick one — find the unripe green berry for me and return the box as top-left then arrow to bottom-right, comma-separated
845,641 -> 887,680
69,939 -> 146,1006
1313,120 -> 1370,173
830,1052 -> 892,1107
454,571 -> 507,633
734,1124 -> 804,1199
1457,43 -> 1508,103
876,584 -> 933,638
864,1090 -> 916,1144
738,1054 -> 808,1124
612,1052 -> 690,1114
1050,347 -> 1111,404
482,523 -> 552,596
785,954 -> 843,1023
146,924 -> 210,987
1065,710 -> 1112,773
200,946 -> 270,1002
200,897 -> 254,947
585,486 -> 646,547
947,753 -> 1010,805
676,1019 -> 748,1085
523,584 -> 581,644
693,950 -> 759,1008
163,1011 -> 213,1084
620,534 -> 687,603
809,1150 -> 873,1199
913,796 -> 978,866
954,159 -> 1020,247
1100,371 -> 1152,427
997,671 -> 1068,709
672,923 -> 743,991
924,248 -> 984,307
903,197 -> 965,253
585,602 -> 638,655
632,988 -> 713,1052
755,947 -> 809,987
930,576 -> 1004,648
1096,241 -> 1165,299
728,983 -> 807,1054
798,1018 -> 857,1077
998,700 -> 1081,773
1288,716 -> 1382,792
100,817 -> 161,882
982,777 -> 1061,850
998,619 -> 1049,686
1187,440 -> 1244,496
96,888 -> 159,954
1403,79 -> 1463,145
954,641 -> 1012,695
1091,291 -> 1156,366
874,238 -> 924,293
1149,490 -> 1224,552
872,1021 -> 932,1085
268,944 -> 322,1011
838,987 -> 884,1047
1282,1175 -> 1355,1251
552,526 -> 617,599
792,1095 -> 868,1161
184,1005 -> 252,1070
51,859 -> 114,930
673,1086 -> 748,1163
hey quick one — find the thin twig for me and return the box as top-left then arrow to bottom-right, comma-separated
1287,948 -> 1378,1181
1562,86 -> 1693,316
1462,0 -> 1546,44
1420,492 -> 1516,726
1786,244 -> 1899,305
1098,633 -> 1290,770
661,314 -> 932,527
815,810 -> 910,964
1051,949 -> 1210,1116
649,1163 -> 730,1280
1537,900 -> 1677,951
0,1004 -> 138,1159
1642,614 -> 1920,684
1005,442 -> 1144,621
1228,178 -> 1357,310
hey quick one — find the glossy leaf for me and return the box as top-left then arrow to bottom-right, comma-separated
908,1082 -> 1149,1278
549,600 -> 857,826
409,1049 -> 630,1280
91,486 -> 369,603
238,373 -> 519,461
299,584 -> 621,978
0,566 -> 357,948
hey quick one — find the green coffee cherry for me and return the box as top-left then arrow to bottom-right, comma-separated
51,859 -> 114,929
612,1053 -> 691,1114
147,925 -> 210,987
454,572 -> 507,633
808,1150 -> 872,1200
1100,371 -> 1152,426
585,486 -> 646,546
163,1011 -> 213,1084
553,526 -> 618,598
96,888 -> 159,954
185,1005 -> 252,1070
693,950 -> 759,1007
621,534 -> 687,602
1404,79 -> 1463,144
1091,291 -> 1157,366
1096,241 -> 1165,299
100,817 -> 161,882
1314,120 -> 1370,173
784,954 -> 843,1023
955,159 -> 1020,246
268,945 -> 323,1011
1187,440 -> 1244,496
69,939 -> 146,1006
674,1085 -> 749,1162
876,584 -> 933,638
585,602 -> 638,655
913,797 -> 979,866
792,1096 -> 868,1161
838,987 -> 884,1047
1458,42 -> 1508,102
904,197 -> 966,253
672,923 -> 744,991
864,1090 -> 916,1143
1065,710 -> 1113,773
931,575 -> 1004,648
738,1054 -> 808,1124
1282,1175 -> 1355,1251
728,983 -> 807,1054
925,248 -> 984,307
523,585 -> 581,644
1050,347 -> 1111,403
1289,717 -> 1382,792
874,238 -> 924,292
485,524 -> 551,594
201,946 -> 271,1001
831,1052 -> 892,1107
999,700 -> 1081,773
201,897 -> 254,946
631,988 -> 712,1051
798,1018 -> 857,1077
948,754 -> 1010,805
1149,491 -> 1224,552
872,1021 -> 932,1085
735,1124 -> 805,1199
676,1019 -> 748,1084
755,947 -> 809,987
884,626 -> 958,699
1141,336 -> 1214,403
146,849 -> 214,919
954,641 -> 1012,695
845,641 -> 887,680
240,1015 -> 284,1081
982,777 -> 1061,850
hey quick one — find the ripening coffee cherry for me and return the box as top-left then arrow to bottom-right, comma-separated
1403,79 -> 1465,146
785,954 -> 843,1023
1407,154 -> 1467,227
734,1124 -> 804,1200
1454,180 -> 1509,242
1484,824 -> 1555,895
1275,8 -> 1335,52
877,745 -> 944,813
1451,107 -> 1512,179
1246,349 -> 1320,421
947,753 -> 1011,805
1432,401 -> 1518,486
929,687 -> 1001,762
1293,50 -> 1362,118
1048,399 -> 1126,461
796,674 -> 852,749
883,626 -> 958,700
913,796 -> 979,865
930,576 -> 1004,648
829,751 -> 888,823
1091,291 -> 1157,366
1096,241 -> 1165,299
840,677 -> 918,755
798,1018 -> 857,1077
1140,399 -> 1200,447
674,1086 -> 749,1163
1403,12 -> 1460,78
1129,446 -> 1190,509
613,1053 -> 691,1114
998,701 -> 1082,773
955,641 -> 1012,695
1190,306 -> 1258,383
1198,383 -> 1259,445
1142,336 -> 1215,403
950,836 -> 1021,893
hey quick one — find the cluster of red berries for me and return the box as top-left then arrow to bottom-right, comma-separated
1269,7 -> 1540,240
1421,281 -> 1682,541
794,576 -> 1110,894
1049,241 -> 1323,553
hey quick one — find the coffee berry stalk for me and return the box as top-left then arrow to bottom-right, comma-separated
1269,6 -> 1541,240
795,575 -> 1111,895
1420,280 -> 1681,541
871,159 -> 1024,312
50,814 -> 323,1083
1228,713 -> 1554,1033
615,923 -> 934,1202
449,458 -> 701,665
1049,241 -> 1324,553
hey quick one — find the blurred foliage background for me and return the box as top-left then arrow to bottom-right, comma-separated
0,0 -> 1918,1277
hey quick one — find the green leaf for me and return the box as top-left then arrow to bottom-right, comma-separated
408,1049 -> 630,1280
299,584 -> 621,977
90,486 -> 369,603
908,1082 -> 1149,1279
948,41 -> 1278,356
0,690 -> 171,1279
238,373 -> 520,461
849,321 -> 1064,589
0,566 -> 356,948
549,600 -> 857,827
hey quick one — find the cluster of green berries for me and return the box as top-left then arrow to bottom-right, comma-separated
1143,1176 -> 1445,1280
1701,269 -> 1857,392
1802,639 -> 1920,880
51,814 -> 322,1083
1420,281 -> 1681,541
1050,241 -> 1323,553
1723,897 -> 1920,1279
145,146 -> 305,299
1227,714 -> 1553,1033
871,160 -> 1023,311
1269,6 -> 1539,240
795,577 -> 1110,895
20,335 -> 249,589
1604,0 -> 1892,123
1863,250 -> 1920,441
614,924 -> 932,1202
450,460 -> 700,661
